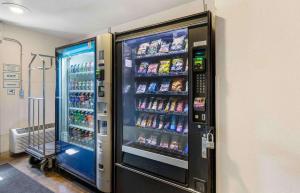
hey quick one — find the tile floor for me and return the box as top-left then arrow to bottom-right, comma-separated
0,152 -> 96,193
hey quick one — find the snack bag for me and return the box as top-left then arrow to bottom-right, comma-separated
146,115 -> 153,127
170,136 -> 179,150
137,62 -> 148,74
159,41 -> 170,53
137,132 -> 146,143
140,98 -> 148,109
136,83 -> 147,94
140,115 -> 147,127
151,99 -> 158,110
170,116 -> 176,131
170,35 -> 185,51
164,120 -> 170,130
176,118 -> 184,133
159,79 -> 170,92
147,39 -> 161,55
137,42 -> 150,55
136,114 -> 143,126
147,63 -> 159,74
149,135 -> 158,145
147,97 -> 154,109
152,115 -> 158,128
137,98 -> 142,109
164,99 -> 171,112
160,135 -> 169,148
148,82 -> 157,93
157,98 -> 165,111
158,60 -> 170,74
184,102 -> 188,113
171,78 -> 184,92
176,100 -> 184,112
171,58 -> 184,73
169,98 -> 177,112
158,115 -> 164,129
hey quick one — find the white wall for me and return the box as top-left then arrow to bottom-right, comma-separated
84,0 -> 300,192
215,0 -> 300,193
0,23 -> 67,153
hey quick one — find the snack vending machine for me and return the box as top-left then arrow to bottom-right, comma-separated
55,34 -> 113,193
114,12 -> 215,193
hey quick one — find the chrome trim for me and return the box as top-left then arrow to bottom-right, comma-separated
115,163 -> 199,193
122,145 -> 188,169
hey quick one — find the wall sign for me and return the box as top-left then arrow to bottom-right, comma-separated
3,64 -> 21,89
3,64 -> 20,72
4,72 -> 20,80
7,89 -> 15,95
3,81 -> 20,88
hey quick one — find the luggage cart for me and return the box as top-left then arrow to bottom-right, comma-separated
25,53 -> 55,171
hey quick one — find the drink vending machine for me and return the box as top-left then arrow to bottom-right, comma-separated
55,33 -> 113,192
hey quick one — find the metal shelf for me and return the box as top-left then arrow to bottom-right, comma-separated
69,141 -> 94,151
69,71 -> 93,75
135,50 -> 188,60
69,90 -> 94,93
69,107 -> 94,112
136,109 -> 188,117
135,72 -> 188,79
135,91 -> 188,96
69,124 -> 94,132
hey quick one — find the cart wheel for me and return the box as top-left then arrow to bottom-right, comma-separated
29,156 -> 40,166
40,160 -> 48,172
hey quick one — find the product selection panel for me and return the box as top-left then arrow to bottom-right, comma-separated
192,48 -> 207,123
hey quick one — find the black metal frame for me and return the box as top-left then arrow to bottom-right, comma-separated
113,11 -> 215,193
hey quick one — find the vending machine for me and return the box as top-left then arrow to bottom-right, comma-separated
55,34 -> 113,193
114,12 -> 215,193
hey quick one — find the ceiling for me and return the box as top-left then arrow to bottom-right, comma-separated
0,0 -> 194,40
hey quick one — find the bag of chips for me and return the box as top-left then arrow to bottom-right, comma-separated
176,100 -> 185,112
136,83 -> 147,94
157,98 -> 165,111
146,115 -> 153,127
149,135 -> 158,145
147,39 -> 161,55
137,62 -> 148,74
160,135 -> 169,148
147,63 -> 159,75
176,118 -> 184,133
170,136 -> 179,150
170,35 -> 185,51
152,115 -> 158,128
148,82 -> 157,93
159,41 -> 170,53
158,115 -> 164,130
158,60 -> 170,74
137,132 -> 146,143
159,79 -> 170,92
141,98 -> 148,109
151,99 -> 158,111
171,78 -> 184,92
171,58 -> 184,73
137,42 -> 150,55
136,114 -> 143,126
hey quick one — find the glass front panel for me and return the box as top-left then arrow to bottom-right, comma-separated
56,40 -> 96,182
122,29 -> 189,164
58,42 -> 95,150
